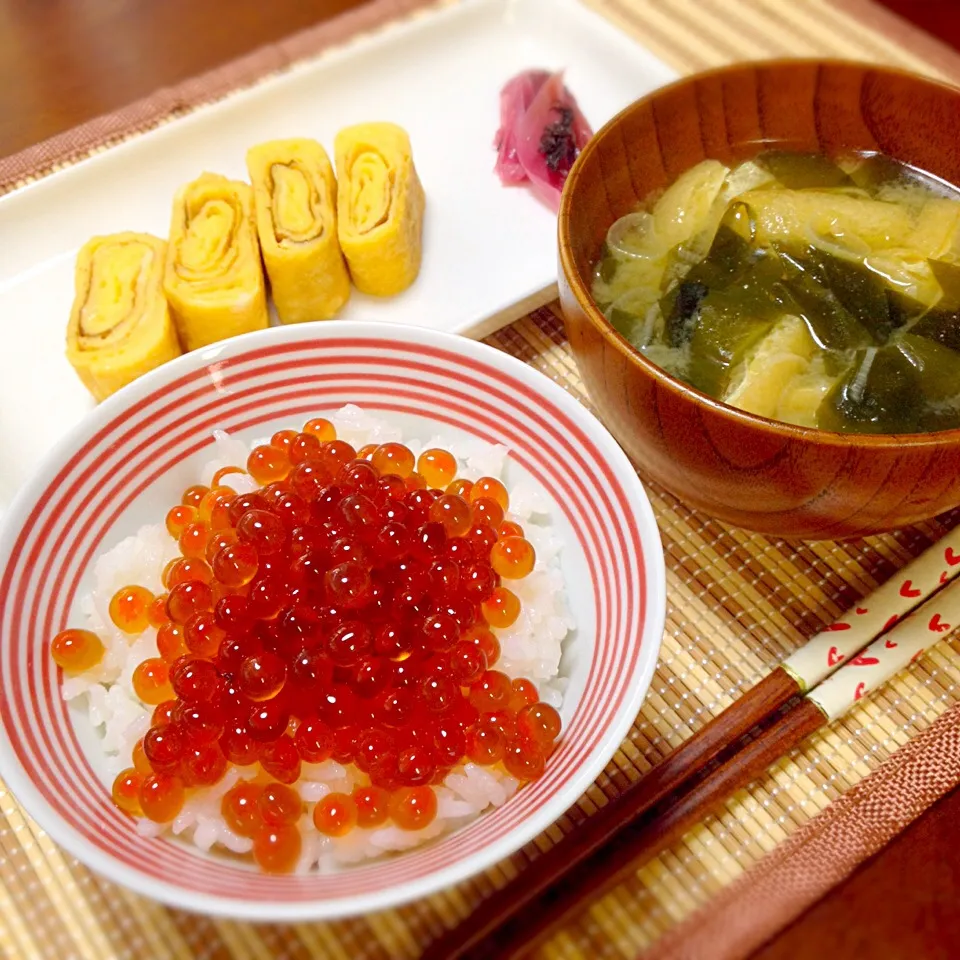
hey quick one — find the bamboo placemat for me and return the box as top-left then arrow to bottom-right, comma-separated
4,2 -> 960,959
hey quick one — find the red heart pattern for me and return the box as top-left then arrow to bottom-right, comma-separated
946,547 -> 960,566
883,614 -> 899,632
825,622 -> 851,632
827,646 -> 844,666
900,580 -> 921,598
941,571 -> 950,585
885,638 -> 898,649
850,653 -> 879,666
855,607 -> 868,615
929,613 -> 951,633
854,682 -> 866,700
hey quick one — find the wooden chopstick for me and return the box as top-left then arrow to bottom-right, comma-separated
419,668 -> 801,960
422,531 -> 960,960
460,699 -> 827,960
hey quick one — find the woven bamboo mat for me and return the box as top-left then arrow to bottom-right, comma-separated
4,2 -> 960,958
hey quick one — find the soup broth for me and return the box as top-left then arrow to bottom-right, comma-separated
591,151 -> 960,434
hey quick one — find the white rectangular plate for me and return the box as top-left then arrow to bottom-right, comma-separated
0,0 -> 674,510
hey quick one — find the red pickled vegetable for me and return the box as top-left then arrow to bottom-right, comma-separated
494,69 -> 593,211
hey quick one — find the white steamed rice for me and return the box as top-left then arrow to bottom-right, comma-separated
63,404 -> 574,872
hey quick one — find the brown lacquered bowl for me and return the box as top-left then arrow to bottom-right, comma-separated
558,60 -> 960,540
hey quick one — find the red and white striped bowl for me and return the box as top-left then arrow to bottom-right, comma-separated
0,322 -> 665,921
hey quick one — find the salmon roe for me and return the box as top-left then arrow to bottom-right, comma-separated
469,477 -> 509,511
253,823 -> 302,873
109,585 -> 154,634
482,587 -> 522,628
111,768 -> 143,815
50,628 -> 104,673
418,448 -> 457,489
390,786 -> 437,831
56,415 -> 563,870
490,537 -> 536,579
353,786 -> 390,828
166,504 -> 198,538
313,793 -> 357,837
247,444 -> 291,485
302,417 -> 336,442
371,443 -> 415,479
222,782 -> 263,837
139,774 -> 185,822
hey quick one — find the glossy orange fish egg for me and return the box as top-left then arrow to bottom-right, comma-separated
198,487 -> 235,530
178,522 -> 210,560
503,738 -> 546,781
302,417 -> 336,442
469,670 -> 513,713
371,443 -> 415,479
353,786 -> 390,828
109,585 -> 154,634
221,782 -> 263,838
184,612 -> 225,659
418,448 -> 457,489
132,658 -> 174,705
446,478 -> 473,499
181,484 -> 209,509
258,783 -> 302,825
111,769 -> 143,815
139,773 -> 185,823
166,557 -> 214,587
205,529 -> 239,565
270,429 -> 298,454
165,504 -> 198,539
156,622 -> 188,662
498,520 -> 524,539
489,536 -> 536,579
469,476 -> 509,511
50,628 -> 105,673
509,678 -> 539,712
132,739 -> 152,774
212,543 -> 258,587
517,703 -> 562,744
429,494 -> 472,537
466,724 -> 505,765
146,594 -> 171,629
464,626 -> 501,667
313,793 -> 357,837
253,823 -> 301,874
247,444 -> 292,485
389,786 -> 437,831
471,497 -> 505,529
166,580 -> 213,625
481,587 -> 521,628
357,443 -> 378,461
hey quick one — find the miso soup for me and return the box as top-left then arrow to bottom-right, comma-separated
591,150 -> 960,434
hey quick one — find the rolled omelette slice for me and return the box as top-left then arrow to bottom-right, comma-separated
66,232 -> 182,402
164,172 -> 269,350
334,122 -> 426,297
246,138 -> 350,323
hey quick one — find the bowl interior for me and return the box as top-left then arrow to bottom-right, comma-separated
564,59 -> 960,339
0,323 -> 665,920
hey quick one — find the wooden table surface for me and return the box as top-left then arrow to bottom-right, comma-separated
2,0 -> 958,957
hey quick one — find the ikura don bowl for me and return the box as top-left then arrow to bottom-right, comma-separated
0,321 -> 665,920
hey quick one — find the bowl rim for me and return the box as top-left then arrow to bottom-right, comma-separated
0,319 -> 666,920
558,57 -> 960,449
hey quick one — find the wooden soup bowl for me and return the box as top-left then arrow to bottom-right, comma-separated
559,60 -> 960,540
